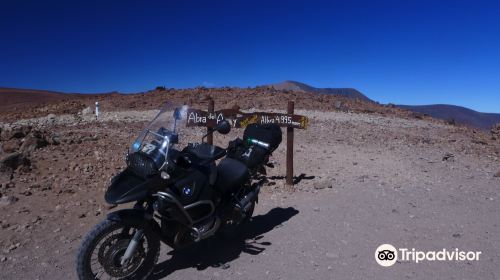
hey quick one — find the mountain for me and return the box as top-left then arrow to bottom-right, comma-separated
269,81 -> 499,130
398,104 -> 500,130
270,80 -> 373,102
0,87 -> 77,107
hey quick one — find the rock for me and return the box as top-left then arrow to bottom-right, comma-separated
47,114 -> 56,123
19,190 -> 32,196
82,163 -> 93,173
50,135 -> 61,145
491,124 -> 500,136
442,153 -> 455,161
313,180 -> 332,190
1,140 -> 21,153
19,134 -> 48,154
334,101 -> 342,110
1,221 -> 10,229
8,243 -> 20,251
0,152 -> 30,171
31,216 -> 41,224
0,255 -> 6,262
0,196 -> 18,206
8,127 -> 30,140
494,171 -> 500,178
220,263 -> 230,269
82,136 -> 98,142
81,107 -> 93,116
357,175 -> 369,182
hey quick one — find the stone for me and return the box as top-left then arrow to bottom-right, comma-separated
442,153 -> 455,161
334,101 -> 342,110
0,152 -> 30,171
19,190 -> 32,196
0,195 -> 18,206
494,171 -> 500,178
491,124 -> 500,135
20,134 -> 48,154
313,180 -> 332,190
8,243 -> 20,251
1,140 -> 21,153
81,107 -> 93,116
9,128 -> 28,139
220,263 -> 230,269
51,135 -> 61,145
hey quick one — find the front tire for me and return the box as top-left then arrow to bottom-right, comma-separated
76,219 -> 160,280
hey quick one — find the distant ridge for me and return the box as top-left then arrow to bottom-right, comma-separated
269,80 -> 373,102
268,81 -> 499,130
397,104 -> 500,130
1,83 -> 499,130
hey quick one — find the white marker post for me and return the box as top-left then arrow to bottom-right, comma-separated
95,101 -> 99,119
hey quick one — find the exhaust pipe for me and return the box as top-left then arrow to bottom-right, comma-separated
238,185 -> 260,213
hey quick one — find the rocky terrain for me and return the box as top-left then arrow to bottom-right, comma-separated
0,88 -> 499,279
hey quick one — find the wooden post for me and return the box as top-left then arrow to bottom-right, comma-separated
207,98 -> 214,145
286,101 -> 294,185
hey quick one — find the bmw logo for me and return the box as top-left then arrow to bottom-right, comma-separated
183,186 -> 193,196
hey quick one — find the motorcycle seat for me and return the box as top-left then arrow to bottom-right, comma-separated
215,158 -> 249,194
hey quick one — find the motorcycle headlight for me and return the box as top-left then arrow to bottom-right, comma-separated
127,152 -> 158,178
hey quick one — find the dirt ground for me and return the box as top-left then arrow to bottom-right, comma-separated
1,107 -> 499,279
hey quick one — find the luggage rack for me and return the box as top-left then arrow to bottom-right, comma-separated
185,100 -> 309,186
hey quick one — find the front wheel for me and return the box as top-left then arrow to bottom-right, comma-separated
76,219 -> 160,280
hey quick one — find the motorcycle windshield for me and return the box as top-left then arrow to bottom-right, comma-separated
129,102 -> 204,168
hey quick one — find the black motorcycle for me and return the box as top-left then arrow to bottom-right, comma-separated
76,103 -> 281,279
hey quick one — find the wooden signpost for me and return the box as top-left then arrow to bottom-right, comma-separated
186,99 -> 308,185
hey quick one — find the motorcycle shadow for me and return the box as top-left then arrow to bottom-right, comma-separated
148,207 -> 299,279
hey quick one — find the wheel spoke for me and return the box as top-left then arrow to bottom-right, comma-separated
86,224 -> 150,279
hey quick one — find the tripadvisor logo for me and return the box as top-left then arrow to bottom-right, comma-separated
375,244 -> 482,267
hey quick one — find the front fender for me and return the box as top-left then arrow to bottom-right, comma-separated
107,209 -> 161,235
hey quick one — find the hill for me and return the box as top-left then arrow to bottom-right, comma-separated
0,87 -> 77,108
269,81 -> 372,102
398,104 -> 500,130
268,81 -> 499,130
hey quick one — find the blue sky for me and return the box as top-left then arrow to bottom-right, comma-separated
0,0 -> 499,112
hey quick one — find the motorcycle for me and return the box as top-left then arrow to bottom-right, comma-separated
76,103 -> 282,279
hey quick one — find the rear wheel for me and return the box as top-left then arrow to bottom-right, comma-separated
76,219 -> 160,280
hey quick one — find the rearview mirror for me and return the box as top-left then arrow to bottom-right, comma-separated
216,120 -> 231,135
